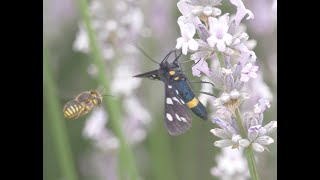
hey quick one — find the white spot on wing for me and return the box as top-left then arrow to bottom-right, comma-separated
180,99 -> 185,104
172,97 -> 180,103
166,98 -> 173,104
166,113 -> 173,121
181,117 -> 187,122
176,90 -> 179,94
175,113 -> 181,121
168,85 -> 172,89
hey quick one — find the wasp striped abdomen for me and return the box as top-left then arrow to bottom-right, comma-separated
63,100 -> 85,119
63,90 -> 104,119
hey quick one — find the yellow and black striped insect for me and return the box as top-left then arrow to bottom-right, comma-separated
63,90 -> 104,119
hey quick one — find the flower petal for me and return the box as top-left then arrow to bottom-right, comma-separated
176,37 -> 184,49
248,126 -> 259,142
208,17 -> 218,34
223,33 -> 233,45
177,1 -> 193,17
240,74 -> 249,82
216,40 -> 226,52
191,65 -> 201,77
192,58 -> 209,76
220,93 -> 231,103
188,38 -> 199,51
252,142 -> 265,152
214,139 -> 233,147
203,6 -> 213,16
182,43 -> 189,55
230,0 -> 254,25
239,139 -> 250,147
232,134 -> 242,142
264,121 -> 277,135
184,23 -> 196,39
197,24 -> 211,42
210,128 -> 230,139
251,65 -> 259,72
230,89 -> 240,99
212,117 -> 237,135
224,75 -> 234,91
207,35 -> 217,48
192,6 -> 204,16
248,72 -> 257,78
255,136 -> 274,145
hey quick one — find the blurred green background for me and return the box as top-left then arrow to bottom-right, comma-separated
44,0 -> 277,179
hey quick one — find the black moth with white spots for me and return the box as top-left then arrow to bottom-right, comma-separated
134,49 -> 207,135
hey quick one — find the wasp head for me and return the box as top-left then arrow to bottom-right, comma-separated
90,90 -> 102,105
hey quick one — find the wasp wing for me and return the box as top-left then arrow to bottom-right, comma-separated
164,82 -> 192,136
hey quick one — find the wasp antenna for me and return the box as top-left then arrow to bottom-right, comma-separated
173,49 -> 182,65
102,94 -> 115,98
99,86 -> 106,94
161,50 -> 176,63
134,43 -> 159,64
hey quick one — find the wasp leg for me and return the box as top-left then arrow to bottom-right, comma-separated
198,91 -> 217,97
188,80 -> 215,87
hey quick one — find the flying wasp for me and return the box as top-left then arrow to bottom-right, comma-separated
63,89 -> 110,119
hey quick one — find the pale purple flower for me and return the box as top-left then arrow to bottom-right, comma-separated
189,40 -> 213,73
240,63 -> 258,82
82,107 -> 119,151
213,90 -> 249,108
177,1 -> 202,26
73,23 -> 90,53
176,22 -> 199,55
123,96 -> 151,145
210,65 -> 250,109
247,122 -> 276,152
210,148 -> 250,180
247,0 -> 277,35
211,117 -> 250,149
211,97 -> 276,153
111,60 -> 142,96
254,98 -> 271,114
207,15 -> 233,52
241,74 -> 273,111
191,57 -> 210,77
177,0 -> 222,14
230,0 -> 254,26
178,0 -> 222,17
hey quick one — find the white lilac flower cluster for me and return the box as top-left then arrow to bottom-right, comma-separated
73,0 -> 151,151
175,0 -> 276,151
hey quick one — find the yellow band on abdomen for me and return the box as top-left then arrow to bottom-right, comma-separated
186,97 -> 199,109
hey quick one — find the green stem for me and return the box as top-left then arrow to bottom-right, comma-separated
77,0 -> 139,179
245,145 -> 260,180
148,117 -> 178,180
216,51 -> 225,68
234,108 -> 246,138
234,108 -> 260,180
44,46 -> 79,180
